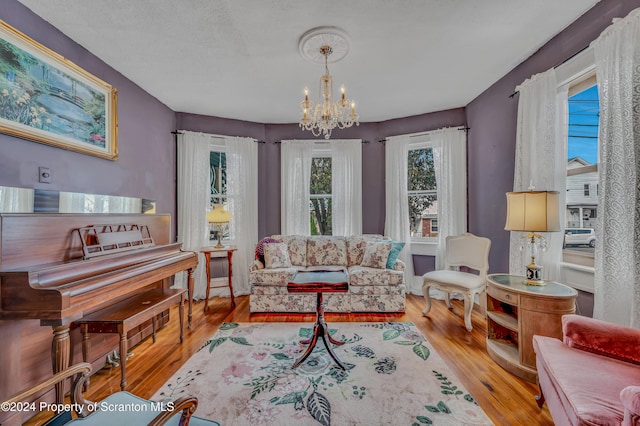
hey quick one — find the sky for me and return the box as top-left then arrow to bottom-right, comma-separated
567,85 -> 599,164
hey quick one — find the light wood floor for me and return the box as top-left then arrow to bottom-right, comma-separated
29,294 -> 553,425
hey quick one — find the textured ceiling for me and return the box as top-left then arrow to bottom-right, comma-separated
16,0 -> 600,123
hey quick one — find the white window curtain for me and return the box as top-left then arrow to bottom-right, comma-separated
331,139 -> 362,236
433,128 -> 467,270
510,68 -> 567,282
176,131 -> 211,299
384,134 -> 417,293
226,136 -> 258,296
592,8 -> 640,328
281,140 -> 313,235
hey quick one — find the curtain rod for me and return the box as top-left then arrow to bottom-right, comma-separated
508,45 -> 591,99
378,126 -> 470,143
171,130 -> 265,144
274,139 -> 370,145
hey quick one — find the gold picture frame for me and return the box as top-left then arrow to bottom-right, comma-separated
0,20 -> 118,160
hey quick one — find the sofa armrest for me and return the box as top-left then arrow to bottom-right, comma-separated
250,260 -> 264,271
621,386 -> 640,426
562,314 -> 640,365
393,259 -> 405,271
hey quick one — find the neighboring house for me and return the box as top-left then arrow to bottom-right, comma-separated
566,157 -> 598,228
419,202 -> 439,238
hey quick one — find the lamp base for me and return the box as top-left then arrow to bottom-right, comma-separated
525,260 -> 545,286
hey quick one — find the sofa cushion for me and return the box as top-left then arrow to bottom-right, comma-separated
255,237 -> 279,263
264,243 -> 293,269
562,314 -> 640,365
250,267 -> 298,286
534,335 -> 640,426
271,235 -> 308,266
346,235 -> 383,266
423,270 -> 485,290
348,265 -> 404,286
381,240 -> 405,269
306,236 -> 347,267
360,241 -> 393,269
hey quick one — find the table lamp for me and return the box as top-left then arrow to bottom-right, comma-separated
504,190 -> 560,285
206,204 -> 232,248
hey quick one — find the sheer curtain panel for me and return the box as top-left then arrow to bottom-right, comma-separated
592,8 -> 640,328
281,140 -> 313,235
226,136 -> 258,296
510,68 -> 566,282
384,135 -> 416,293
176,131 -> 211,299
331,139 -> 362,236
433,128 -> 467,270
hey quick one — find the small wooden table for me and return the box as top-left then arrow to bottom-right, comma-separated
486,274 -> 577,382
76,288 -> 185,391
201,245 -> 237,312
288,270 -> 349,370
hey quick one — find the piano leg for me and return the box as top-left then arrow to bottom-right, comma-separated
118,325 -> 128,391
51,325 -> 71,405
187,267 -> 194,328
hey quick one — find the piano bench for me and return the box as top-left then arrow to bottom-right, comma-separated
1,363 -> 219,425
75,288 -> 186,392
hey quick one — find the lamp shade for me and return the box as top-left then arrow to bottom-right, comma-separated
206,204 -> 232,224
505,191 -> 560,232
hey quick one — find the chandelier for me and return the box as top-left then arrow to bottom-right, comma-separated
298,28 -> 359,139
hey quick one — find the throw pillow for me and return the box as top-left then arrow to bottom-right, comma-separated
360,241 -> 393,269
255,237 -> 279,264
384,240 -> 406,269
264,242 -> 293,269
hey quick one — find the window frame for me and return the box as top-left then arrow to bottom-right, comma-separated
559,65 -> 598,268
407,137 -> 438,244
309,146 -> 333,236
208,139 -> 233,243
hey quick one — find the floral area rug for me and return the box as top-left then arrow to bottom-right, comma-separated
153,322 -> 493,425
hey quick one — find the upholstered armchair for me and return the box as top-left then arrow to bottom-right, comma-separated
534,315 -> 640,425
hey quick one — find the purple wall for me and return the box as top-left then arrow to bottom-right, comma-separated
1,1 -> 177,235
466,0 -> 640,273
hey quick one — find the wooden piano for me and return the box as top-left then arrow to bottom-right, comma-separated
0,213 -> 197,420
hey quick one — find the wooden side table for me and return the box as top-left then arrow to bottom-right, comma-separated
200,245 -> 237,312
486,274 -> 577,382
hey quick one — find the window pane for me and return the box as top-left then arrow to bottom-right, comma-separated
565,84 -> 599,255
408,148 -> 436,191
409,194 -> 437,237
310,197 -> 332,235
209,151 -> 229,242
210,151 -> 227,196
310,157 -> 332,195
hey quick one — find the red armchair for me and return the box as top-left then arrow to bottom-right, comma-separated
533,314 -> 640,425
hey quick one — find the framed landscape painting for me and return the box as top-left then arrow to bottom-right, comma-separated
0,20 -> 118,160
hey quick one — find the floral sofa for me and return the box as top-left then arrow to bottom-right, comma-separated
249,235 -> 406,313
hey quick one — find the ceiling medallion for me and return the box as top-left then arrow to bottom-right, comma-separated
298,27 -> 359,139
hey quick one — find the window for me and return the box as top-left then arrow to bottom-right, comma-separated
408,144 -> 437,239
209,146 -> 230,242
565,79 -> 599,257
310,155 -> 332,235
